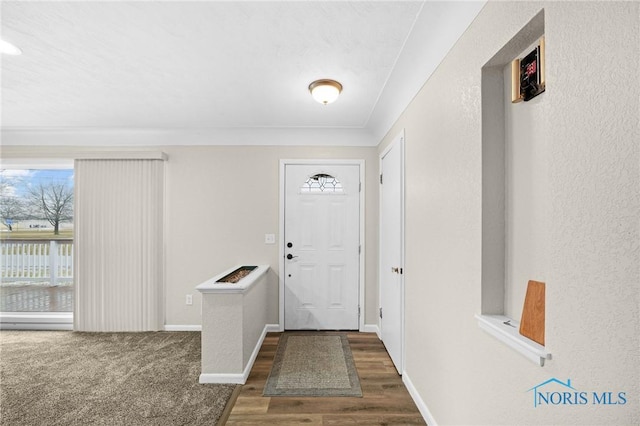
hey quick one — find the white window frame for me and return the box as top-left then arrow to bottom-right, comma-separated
0,158 -> 75,330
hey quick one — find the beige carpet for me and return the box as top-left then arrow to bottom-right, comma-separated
263,332 -> 362,397
0,331 -> 236,425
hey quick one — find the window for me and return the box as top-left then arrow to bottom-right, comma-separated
0,168 -> 74,314
300,174 -> 344,193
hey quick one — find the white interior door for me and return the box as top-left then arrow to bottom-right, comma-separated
380,133 -> 404,373
284,164 -> 360,330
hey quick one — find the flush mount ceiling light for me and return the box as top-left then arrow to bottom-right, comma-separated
0,39 -> 22,55
309,79 -> 343,105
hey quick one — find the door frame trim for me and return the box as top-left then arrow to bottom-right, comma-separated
379,129 -> 406,372
279,159 -> 366,331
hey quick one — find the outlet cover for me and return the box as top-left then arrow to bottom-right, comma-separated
186,294 -> 193,305
265,234 -> 276,244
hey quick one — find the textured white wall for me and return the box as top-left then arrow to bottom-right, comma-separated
200,270 -> 269,375
545,1 -> 638,420
379,1 -> 639,425
242,272 -> 269,368
201,292 -> 243,373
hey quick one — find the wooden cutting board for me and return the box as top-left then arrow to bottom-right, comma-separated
519,280 -> 545,345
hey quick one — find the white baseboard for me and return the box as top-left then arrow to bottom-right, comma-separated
199,323 -> 278,385
362,323 -> 380,338
164,324 -> 202,331
199,372 -> 246,384
403,371 -> 437,426
265,324 -> 280,332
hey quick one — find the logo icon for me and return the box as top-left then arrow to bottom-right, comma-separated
527,378 -> 578,407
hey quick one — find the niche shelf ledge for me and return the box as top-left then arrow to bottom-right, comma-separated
476,314 -> 551,366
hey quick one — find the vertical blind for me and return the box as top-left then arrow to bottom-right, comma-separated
74,159 -> 164,331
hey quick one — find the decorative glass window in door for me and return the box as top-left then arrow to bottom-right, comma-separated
300,173 -> 344,193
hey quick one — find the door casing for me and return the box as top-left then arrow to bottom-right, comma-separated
279,159 -> 366,332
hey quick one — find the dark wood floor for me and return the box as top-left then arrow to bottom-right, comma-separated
225,332 -> 426,425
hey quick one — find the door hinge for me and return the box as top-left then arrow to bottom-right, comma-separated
358,306 -> 361,318
380,174 -> 383,184
359,182 -> 362,192
358,245 -> 361,254
379,307 -> 383,319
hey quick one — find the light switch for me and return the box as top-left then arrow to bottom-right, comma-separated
265,234 -> 276,244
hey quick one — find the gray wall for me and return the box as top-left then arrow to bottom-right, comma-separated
0,145 -> 380,327
162,145 -> 379,326
378,1 -> 639,424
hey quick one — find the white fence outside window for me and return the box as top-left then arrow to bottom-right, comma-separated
0,240 -> 73,285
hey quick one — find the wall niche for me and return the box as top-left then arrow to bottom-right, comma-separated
477,9 -> 551,366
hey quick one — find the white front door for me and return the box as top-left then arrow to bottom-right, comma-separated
380,132 -> 404,373
284,163 -> 360,330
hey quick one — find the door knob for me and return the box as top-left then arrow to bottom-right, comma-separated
286,254 -> 298,260
287,242 -> 293,248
